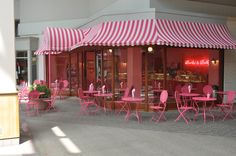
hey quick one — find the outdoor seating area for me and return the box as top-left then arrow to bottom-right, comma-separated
18,80 -> 236,124
16,94 -> 236,155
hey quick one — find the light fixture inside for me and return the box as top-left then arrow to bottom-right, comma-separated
211,58 -> 219,64
108,49 -> 113,53
147,47 -> 153,52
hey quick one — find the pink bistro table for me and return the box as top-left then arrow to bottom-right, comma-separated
192,97 -> 216,123
122,97 -> 145,123
179,93 -> 200,109
94,93 -> 113,113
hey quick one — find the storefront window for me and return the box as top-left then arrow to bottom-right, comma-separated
103,49 -> 113,92
16,51 -> 28,85
49,53 -> 69,85
145,47 -> 164,104
114,48 -> 127,100
166,48 -> 220,97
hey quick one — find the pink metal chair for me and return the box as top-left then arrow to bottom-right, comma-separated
43,88 -> 59,112
175,91 -> 198,124
114,87 -> 130,115
26,90 -> 41,116
150,90 -> 168,123
58,80 -> 69,99
18,86 -> 29,102
203,85 -> 213,96
78,88 -> 98,115
215,90 -> 235,120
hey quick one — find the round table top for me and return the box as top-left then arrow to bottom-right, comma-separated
122,97 -> 145,102
179,93 -> 200,97
192,97 -> 216,101
83,90 -> 99,94
152,89 -> 163,93
94,93 -> 113,97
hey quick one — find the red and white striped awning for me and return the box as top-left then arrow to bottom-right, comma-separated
72,19 -> 159,48
72,19 -> 236,49
156,19 -> 236,49
34,27 -> 85,55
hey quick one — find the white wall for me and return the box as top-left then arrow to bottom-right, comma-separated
19,0 -> 89,22
88,0 -> 117,15
224,19 -> 236,91
18,0 -> 155,35
0,0 -> 16,93
14,0 -> 20,19
151,0 -> 236,19
150,0 -> 232,24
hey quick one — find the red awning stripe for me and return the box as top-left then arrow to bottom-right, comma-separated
72,19 -> 236,49
34,27 -> 84,55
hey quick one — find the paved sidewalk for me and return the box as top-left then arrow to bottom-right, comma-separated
1,97 -> 236,156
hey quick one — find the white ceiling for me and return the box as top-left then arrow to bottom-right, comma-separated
189,0 -> 236,7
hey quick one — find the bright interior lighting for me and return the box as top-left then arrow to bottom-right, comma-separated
147,46 -> 153,52
60,138 -> 81,154
51,126 -> 66,137
108,49 -> 112,53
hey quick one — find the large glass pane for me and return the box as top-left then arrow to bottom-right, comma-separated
50,53 -> 69,88
16,51 -> 28,85
16,58 -> 28,85
145,47 -> 164,104
114,48 -> 127,100
85,52 -> 96,89
102,49 -> 113,93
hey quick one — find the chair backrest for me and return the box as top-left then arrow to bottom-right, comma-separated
34,79 -> 41,85
181,85 -> 188,93
160,90 -> 168,104
174,91 -> 182,109
28,90 -> 40,100
226,90 -> 236,104
63,80 -> 69,88
77,88 -> 85,98
203,85 -> 213,95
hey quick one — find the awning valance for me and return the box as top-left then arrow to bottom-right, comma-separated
34,27 -> 84,55
71,19 -> 236,49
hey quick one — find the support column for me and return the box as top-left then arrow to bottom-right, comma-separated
127,47 -> 142,97
27,50 -> 32,85
0,0 -> 20,146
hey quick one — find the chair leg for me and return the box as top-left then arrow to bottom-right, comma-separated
155,111 -> 166,124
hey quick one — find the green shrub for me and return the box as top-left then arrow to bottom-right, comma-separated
30,84 -> 51,98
